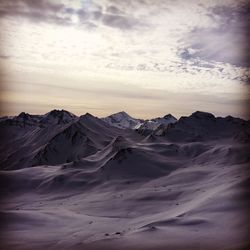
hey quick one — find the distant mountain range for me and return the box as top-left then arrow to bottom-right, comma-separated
0,109 -> 249,170
0,110 -> 178,130
0,109 -> 250,249
102,111 -> 177,130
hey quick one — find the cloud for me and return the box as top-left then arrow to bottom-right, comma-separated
106,5 -> 123,15
0,54 -> 10,60
179,1 -> 250,68
101,13 -> 142,30
0,0 -> 73,25
0,0 -> 147,30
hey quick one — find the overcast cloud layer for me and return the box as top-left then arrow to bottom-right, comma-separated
0,0 -> 249,118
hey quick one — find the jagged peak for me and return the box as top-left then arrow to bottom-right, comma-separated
79,113 -> 106,128
83,112 -> 94,117
79,112 -> 97,121
116,111 -> 128,115
102,111 -> 142,129
108,111 -> 132,118
17,112 -> 31,118
46,109 -> 76,117
190,111 -> 215,119
163,114 -> 177,120
224,115 -> 243,122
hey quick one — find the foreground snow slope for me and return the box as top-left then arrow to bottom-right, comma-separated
0,110 -> 249,250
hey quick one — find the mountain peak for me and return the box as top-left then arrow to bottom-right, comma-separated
17,112 -> 31,119
191,111 -> 215,119
102,111 -> 142,129
136,113 -> 177,132
80,112 -> 96,121
112,111 -> 131,118
47,109 -> 75,117
83,112 -> 94,117
40,109 -> 76,125
164,114 -> 176,120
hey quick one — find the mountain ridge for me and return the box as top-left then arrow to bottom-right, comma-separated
0,109 -> 249,250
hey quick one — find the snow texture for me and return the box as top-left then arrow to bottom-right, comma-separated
0,110 -> 249,250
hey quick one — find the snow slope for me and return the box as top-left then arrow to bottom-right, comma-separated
153,111 -> 250,142
0,111 -> 126,170
137,114 -> 177,135
0,110 -> 249,250
102,111 -> 143,129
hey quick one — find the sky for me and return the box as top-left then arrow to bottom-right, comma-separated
0,0 -> 249,119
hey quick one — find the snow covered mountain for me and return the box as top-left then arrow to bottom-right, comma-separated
137,114 -> 177,135
40,109 -> 77,125
0,111 -> 126,170
0,109 -> 250,250
102,112 -> 177,131
153,111 -> 250,142
0,112 -> 42,127
102,111 -> 143,129
0,109 -> 77,128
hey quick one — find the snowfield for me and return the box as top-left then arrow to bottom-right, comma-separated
0,110 -> 249,250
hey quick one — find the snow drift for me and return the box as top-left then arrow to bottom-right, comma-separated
0,110 -> 249,250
